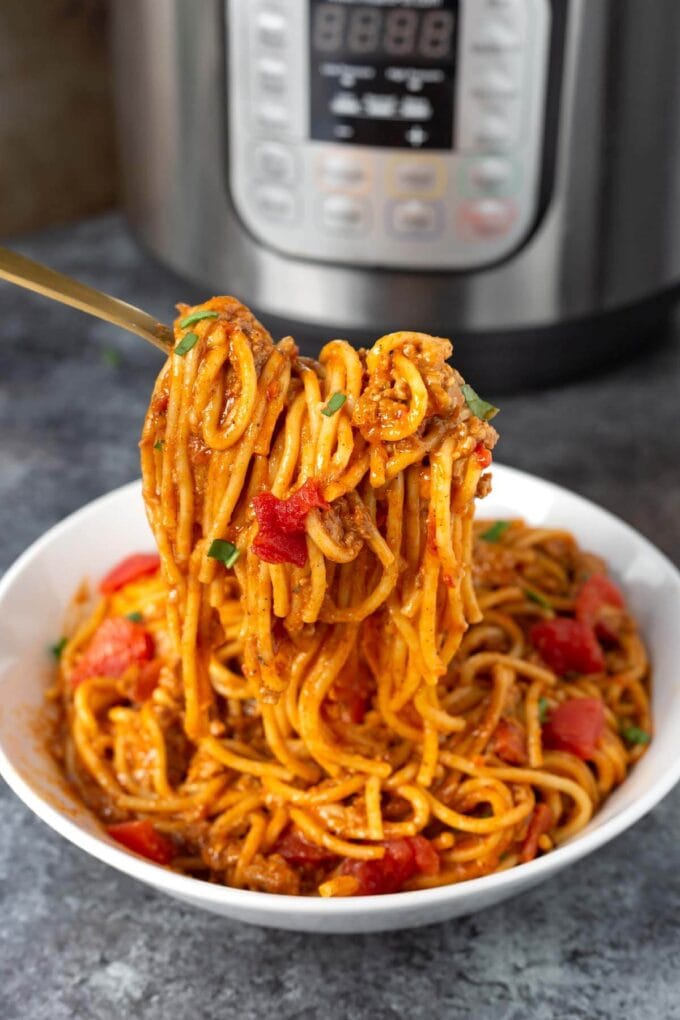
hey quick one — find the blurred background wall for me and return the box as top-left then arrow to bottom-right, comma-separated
0,0 -> 116,237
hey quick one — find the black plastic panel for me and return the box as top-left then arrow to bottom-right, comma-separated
309,0 -> 459,149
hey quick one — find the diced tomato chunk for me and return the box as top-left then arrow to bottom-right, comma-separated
530,618 -> 605,675
338,836 -> 440,896
252,480 -> 329,567
274,480 -> 329,531
519,803 -> 554,863
575,574 -> 626,642
70,617 -> 154,687
542,697 -> 605,760
474,441 -> 493,469
131,659 -> 162,702
99,553 -> 160,594
274,828 -> 338,867
253,529 -> 308,568
491,718 -> 528,765
106,819 -> 174,865
410,835 -> 440,876
253,492 -> 288,536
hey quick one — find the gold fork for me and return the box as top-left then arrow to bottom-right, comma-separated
0,246 -> 173,353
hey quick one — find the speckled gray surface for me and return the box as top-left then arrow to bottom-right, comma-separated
1,215 -> 679,1020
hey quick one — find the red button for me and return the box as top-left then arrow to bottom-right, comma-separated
458,199 -> 517,238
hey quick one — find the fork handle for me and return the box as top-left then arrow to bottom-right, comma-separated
0,246 -> 173,353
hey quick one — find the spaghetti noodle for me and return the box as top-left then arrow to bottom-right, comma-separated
50,298 -> 651,896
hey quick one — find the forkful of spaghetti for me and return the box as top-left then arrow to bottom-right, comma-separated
139,296 -> 498,739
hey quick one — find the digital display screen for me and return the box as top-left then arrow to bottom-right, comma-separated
309,0 -> 458,150
312,4 -> 456,62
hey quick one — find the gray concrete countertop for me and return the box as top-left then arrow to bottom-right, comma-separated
1,215 -> 679,1020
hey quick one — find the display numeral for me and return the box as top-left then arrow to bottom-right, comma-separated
419,10 -> 455,60
347,8 -> 382,55
384,9 -> 419,57
313,3 -> 347,53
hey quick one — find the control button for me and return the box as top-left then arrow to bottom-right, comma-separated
399,96 -> 432,121
483,0 -> 527,38
473,23 -> 521,53
364,93 -> 399,119
256,9 -> 287,48
458,198 -> 517,238
319,154 -> 368,191
330,92 -> 362,118
468,158 -> 514,194
254,185 -> 296,225
389,200 -> 443,239
389,159 -> 444,197
320,195 -> 369,234
405,125 -> 429,148
253,143 -> 295,184
256,102 -> 290,131
471,68 -> 519,100
257,57 -> 286,94
473,113 -> 515,150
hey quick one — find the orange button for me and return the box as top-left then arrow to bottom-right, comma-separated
387,156 -> 445,198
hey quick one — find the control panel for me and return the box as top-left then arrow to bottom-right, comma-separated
227,0 -> 551,269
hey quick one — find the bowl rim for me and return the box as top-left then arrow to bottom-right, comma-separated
1,463 -> 679,920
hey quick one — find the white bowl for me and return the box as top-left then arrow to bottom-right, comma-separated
1,465 -> 679,933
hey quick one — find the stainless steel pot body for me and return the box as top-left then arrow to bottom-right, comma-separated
112,0 -> 680,386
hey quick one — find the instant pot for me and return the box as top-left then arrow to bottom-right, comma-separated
111,0 -> 680,388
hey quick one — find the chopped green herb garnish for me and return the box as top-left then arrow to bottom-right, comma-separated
50,637 -> 67,660
207,539 -> 240,568
178,310 -> 219,329
538,697 -> 550,724
525,588 -> 553,611
321,392 -> 347,417
461,383 -> 499,421
480,520 -> 510,543
174,331 -> 199,356
126,611 -> 144,623
620,724 -> 650,746
102,348 -> 122,368
153,440 -> 164,452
